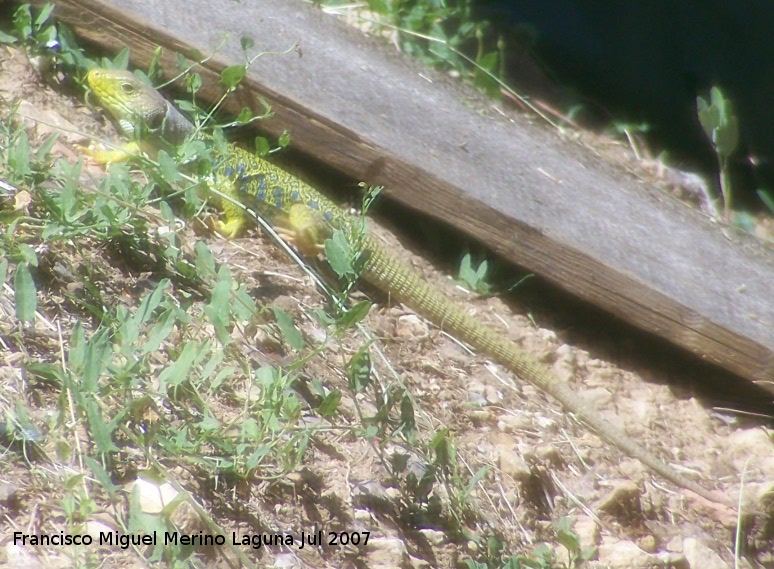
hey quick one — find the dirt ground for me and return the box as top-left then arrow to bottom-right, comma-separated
1,41 -> 774,569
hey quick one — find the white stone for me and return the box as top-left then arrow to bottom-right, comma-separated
596,538 -> 665,569
683,537 -> 730,569
366,537 -> 409,569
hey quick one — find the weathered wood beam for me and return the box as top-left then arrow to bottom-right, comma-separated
30,0 -> 774,389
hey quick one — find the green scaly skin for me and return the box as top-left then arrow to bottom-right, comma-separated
86,68 -> 732,507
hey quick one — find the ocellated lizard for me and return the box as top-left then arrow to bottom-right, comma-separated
86,68 -> 732,508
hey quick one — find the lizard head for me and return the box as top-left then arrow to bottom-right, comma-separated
87,68 -> 194,144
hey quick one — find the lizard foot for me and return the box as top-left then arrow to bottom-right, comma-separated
82,141 -> 141,164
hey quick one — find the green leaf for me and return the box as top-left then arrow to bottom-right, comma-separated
198,413 -> 219,432
347,347 -> 372,392
457,252 -> 492,294
580,546 -> 598,561
220,64 -> 246,89
147,46 -> 163,81
133,279 -> 170,327
556,515 -> 572,534
242,417 -> 259,439
0,29 -> 18,44
212,128 -> 229,154
175,99 -> 199,115
14,262 -> 37,322
732,211 -> 755,232
56,25 -> 92,69
318,389 -> 341,417
532,543 -> 556,564
278,131 -> 291,148
111,47 -> 130,70
367,0 -> 390,15
176,52 -> 189,73
325,230 -> 354,278
697,86 -> 739,159
272,307 -> 306,351
710,85 -> 727,115
68,322 -> 85,370
159,200 -> 175,226
714,114 -> 739,159
556,516 -> 580,553
462,467 -> 489,502
143,307 -> 178,353
82,328 -> 110,392
13,4 -> 32,40
17,243 -> 38,266
400,395 -> 416,440
37,24 -> 57,48
158,341 -> 200,389
13,402 -> 41,442
205,265 -> 232,344
361,183 -> 382,214
235,107 -> 253,124
35,132 -> 59,161
757,189 -> 774,214
697,97 -> 718,136
194,240 -> 217,277
240,35 -> 255,52
55,440 -> 71,461
254,136 -> 270,157
116,306 -> 140,351
84,456 -> 120,497
64,474 -> 85,492
474,52 -> 501,98
33,3 -> 55,28
232,284 -> 257,322
210,366 -> 236,392
202,356 -> 228,389
458,252 -> 474,283
476,259 -> 488,281
246,445 -> 270,470
500,557 -> 525,569
11,131 -> 31,178
185,72 -> 202,94
157,150 -> 181,183
430,428 -> 451,467
85,399 -> 119,453
0,258 -> 7,285
336,299 -> 372,329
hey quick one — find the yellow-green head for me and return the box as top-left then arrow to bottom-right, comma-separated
87,68 -> 193,144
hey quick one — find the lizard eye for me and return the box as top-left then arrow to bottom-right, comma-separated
120,82 -> 136,95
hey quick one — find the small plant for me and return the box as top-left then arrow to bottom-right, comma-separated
322,0 -> 505,98
465,517 -> 595,568
555,517 -> 596,567
455,251 -> 493,295
697,86 -> 739,221
0,2 -> 99,77
1,3 -> 58,52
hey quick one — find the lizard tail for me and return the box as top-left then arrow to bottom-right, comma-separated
363,236 -> 733,507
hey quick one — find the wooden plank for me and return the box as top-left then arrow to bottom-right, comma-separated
31,0 -> 774,387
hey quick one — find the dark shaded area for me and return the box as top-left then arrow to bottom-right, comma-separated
473,0 -> 774,208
